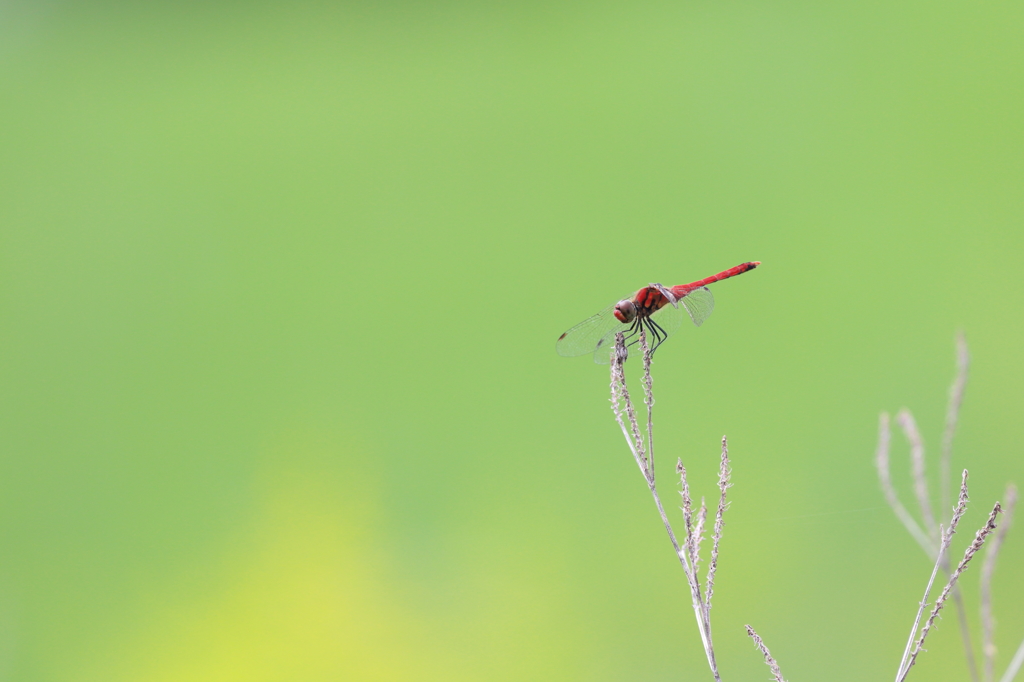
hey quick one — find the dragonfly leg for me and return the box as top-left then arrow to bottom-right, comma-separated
621,320 -> 641,347
641,318 -> 656,351
645,317 -> 667,353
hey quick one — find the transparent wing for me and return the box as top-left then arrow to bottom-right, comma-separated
648,298 -> 688,339
556,303 -> 632,358
679,286 -> 714,327
589,327 -> 618,364
591,326 -> 630,364
590,302 -> 688,365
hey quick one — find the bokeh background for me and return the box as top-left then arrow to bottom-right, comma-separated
2,1 -> 1023,680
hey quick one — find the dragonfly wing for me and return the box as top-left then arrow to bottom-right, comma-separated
591,328 -> 627,364
678,286 -> 714,327
592,301 -> 688,365
648,299 -> 687,338
556,304 -> 631,358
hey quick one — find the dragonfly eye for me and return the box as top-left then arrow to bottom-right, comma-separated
613,299 -> 636,323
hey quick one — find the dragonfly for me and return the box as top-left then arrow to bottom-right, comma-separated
556,261 -> 760,363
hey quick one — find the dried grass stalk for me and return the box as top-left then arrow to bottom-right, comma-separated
881,336 -> 980,682
937,335 -> 980,682
877,412 -> 934,556
679,462 -> 695,563
941,332 -> 970,513
610,337 -> 648,478
706,437 -> 731,610
1000,637 -> 1024,682
982,485 -> 1018,682
641,329 -> 656,474
610,330 -> 720,681
897,409 -> 938,540
896,470 -> 971,682
693,498 -> 707,574
899,483 -> 1003,682
746,625 -> 787,682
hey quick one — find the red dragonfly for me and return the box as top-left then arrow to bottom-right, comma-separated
556,261 -> 760,363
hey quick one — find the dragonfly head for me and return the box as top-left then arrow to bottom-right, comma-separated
613,299 -> 637,324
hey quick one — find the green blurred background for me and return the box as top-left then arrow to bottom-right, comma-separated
1,1 -> 1023,680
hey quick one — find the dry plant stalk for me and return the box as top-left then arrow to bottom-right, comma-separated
880,404 -> 978,675
609,328 -> 735,682
878,334 -> 1024,682
941,333 -> 970,513
1003,640 -> 1024,682
898,493 -> 1003,682
896,470 -> 972,682
897,409 -> 938,542
604,326 -> 1018,681
982,485 -> 1018,682
693,498 -> 708,575
745,625 -> 787,682
875,413 -> 933,556
934,334 -> 980,680
706,441 -> 730,611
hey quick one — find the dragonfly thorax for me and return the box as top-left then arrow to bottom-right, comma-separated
613,299 -> 637,323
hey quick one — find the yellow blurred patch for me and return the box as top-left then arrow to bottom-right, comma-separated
91,439 -> 457,681
68,427 -> 581,682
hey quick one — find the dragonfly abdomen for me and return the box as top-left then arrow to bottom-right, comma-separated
671,261 -> 760,297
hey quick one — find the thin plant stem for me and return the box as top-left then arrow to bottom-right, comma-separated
952,586 -> 981,682
898,409 -> 938,541
706,437 -> 731,610
983,485 -> 1018,682
675,460 -> 711,641
941,332 -> 970,516
897,523 -> 952,682
641,329 -> 656,477
877,413 -> 934,556
679,462 -> 695,567
746,625 -> 787,682
896,470 -> 970,682
693,498 -> 707,576
880,341 -> 980,682
610,338 -> 649,480
935,334 -> 978,682
657,471 -> 717,679
610,345 -> 639,456
899,498 -> 1003,682
610,331 -> 720,682
1000,637 -> 1024,682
